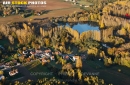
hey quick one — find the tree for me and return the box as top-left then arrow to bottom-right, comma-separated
16,8 -> 19,14
104,57 -> 109,66
59,46 -> 63,52
44,38 -> 50,47
8,35 -> 14,44
13,54 -> 18,59
11,32 -> 17,39
108,57 -> 112,64
0,70 -> 3,75
76,56 -> 82,68
99,20 -> 105,29
107,48 -> 115,56
77,69 -> 82,80
118,27 -> 127,36
23,23 -> 28,30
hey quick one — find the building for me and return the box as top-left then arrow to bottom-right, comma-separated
9,69 -> 18,76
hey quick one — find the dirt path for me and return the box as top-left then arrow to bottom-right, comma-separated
82,61 -> 130,85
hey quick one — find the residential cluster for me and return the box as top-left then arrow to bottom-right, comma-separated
21,47 -> 87,63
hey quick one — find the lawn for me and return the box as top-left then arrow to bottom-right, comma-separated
110,65 -> 130,77
86,59 -> 130,77
8,73 -> 24,81
0,39 -> 18,48
4,70 -> 24,81
25,60 -> 61,79
86,60 -> 104,69
83,60 -> 130,85
0,39 -> 9,46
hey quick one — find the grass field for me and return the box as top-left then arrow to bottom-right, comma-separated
24,58 -> 130,85
25,60 -> 61,79
83,60 -> 130,85
110,65 -> 130,77
8,73 -> 24,81
0,39 -> 9,46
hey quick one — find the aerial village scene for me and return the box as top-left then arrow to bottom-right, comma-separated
0,0 -> 130,85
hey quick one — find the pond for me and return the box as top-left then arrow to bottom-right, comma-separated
58,22 -> 100,33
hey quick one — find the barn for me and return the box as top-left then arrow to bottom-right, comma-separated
125,13 -> 130,19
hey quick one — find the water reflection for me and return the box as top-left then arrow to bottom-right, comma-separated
58,22 -> 99,33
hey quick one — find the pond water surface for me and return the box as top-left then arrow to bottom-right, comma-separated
58,22 -> 100,33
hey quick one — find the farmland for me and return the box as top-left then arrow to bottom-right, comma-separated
0,0 -> 82,24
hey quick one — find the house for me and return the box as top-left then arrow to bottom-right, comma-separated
125,13 -> 130,19
23,50 -> 28,55
35,49 -> 43,54
64,0 -> 75,2
72,56 -> 79,61
55,51 -> 60,55
42,58 -> 47,62
18,53 -> 22,57
44,49 -> 51,53
0,64 -> 5,69
41,54 -> 46,58
30,51 -> 35,55
29,49 -> 35,53
42,57 -> 49,65
72,0 -> 76,2
23,50 -> 32,58
0,75 -> 5,80
50,56 -> 55,60
80,4 -> 83,7
102,44 -> 110,48
12,12 -> 15,15
62,54 -> 78,61
9,69 -> 18,76
84,5 -> 89,8
62,54 -> 70,60
34,49 -> 43,57
45,53 -> 50,56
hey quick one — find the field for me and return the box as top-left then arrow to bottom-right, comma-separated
27,0 -> 73,11
82,60 -> 130,85
24,59 -> 130,85
0,0 -> 82,24
25,60 -> 62,79
77,0 -> 93,5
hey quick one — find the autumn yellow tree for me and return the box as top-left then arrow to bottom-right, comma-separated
99,20 -> 105,29
23,23 -> 28,31
76,56 -> 82,68
44,38 -> 50,47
